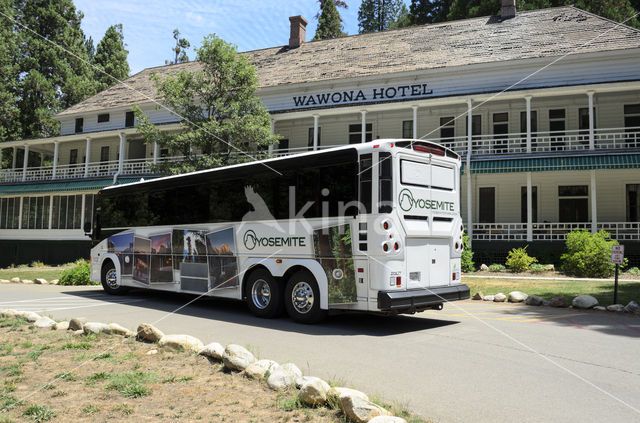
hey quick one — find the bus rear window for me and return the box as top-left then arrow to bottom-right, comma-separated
401,160 -> 454,191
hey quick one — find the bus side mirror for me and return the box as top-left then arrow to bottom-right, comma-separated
83,222 -> 92,234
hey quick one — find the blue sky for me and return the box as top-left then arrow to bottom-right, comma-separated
75,0 -> 404,75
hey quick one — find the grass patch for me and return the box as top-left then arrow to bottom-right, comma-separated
105,371 -> 157,398
114,403 -> 134,415
81,404 -> 100,415
54,371 -> 76,382
1,363 -> 23,377
60,342 -> 92,350
27,345 -> 50,361
0,393 -> 23,411
276,392 -> 303,411
463,276 -> 640,305
0,268 -> 63,282
23,404 -> 55,422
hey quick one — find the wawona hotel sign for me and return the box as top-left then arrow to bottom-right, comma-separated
291,82 -> 433,109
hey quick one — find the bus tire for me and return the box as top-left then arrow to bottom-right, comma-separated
101,260 -> 128,295
245,269 -> 283,318
284,271 -> 326,324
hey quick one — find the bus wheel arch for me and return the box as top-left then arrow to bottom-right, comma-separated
284,269 -> 327,324
243,266 -> 284,318
100,256 -> 128,295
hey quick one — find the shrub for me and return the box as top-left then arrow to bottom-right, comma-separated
626,267 -> 640,276
488,264 -> 505,272
461,232 -> 475,272
30,260 -> 45,268
530,263 -> 547,273
505,246 -> 538,273
560,229 -> 623,278
58,260 -> 96,286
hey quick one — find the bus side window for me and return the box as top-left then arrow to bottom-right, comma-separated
359,154 -> 372,214
379,152 -> 392,213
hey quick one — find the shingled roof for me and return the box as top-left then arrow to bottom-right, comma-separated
56,6 -> 640,117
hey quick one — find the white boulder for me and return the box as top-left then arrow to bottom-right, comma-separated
508,291 -> 528,303
54,321 -> 70,331
199,342 -> 225,360
68,317 -> 87,331
21,279 -> 34,284
0,279 -> 10,284
222,344 -> 256,371
572,295 -> 599,309
338,392 -> 390,423
606,304 -> 625,312
624,300 -> 640,314
493,293 -> 507,302
34,278 -> 48,285
15,311 -> 41,322
483,295 -> 495,302
108,323 -> 136,337
34,316 -> 56,328
83,322 -> 111,335
158,334 -> 204,353
10,277 -> 20,283
369,417 -> 408,423
244,359 -> 279,380
136,323 -> 165,343
299,378 -> 331,406
266,362 -> 302,390
327,387 -> 369,406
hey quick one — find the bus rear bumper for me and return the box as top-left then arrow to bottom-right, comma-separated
377,284 -> 470,312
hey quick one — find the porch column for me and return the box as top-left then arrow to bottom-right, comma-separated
21,145 -> 29,182
587,91 -> 595,150
313,114 -> 320,151
268,120 -> 275,154
525,96 -> 532,153
591,170 -> 597,233
80,194 -> 86,230
526,172 -> 533,242
12,146 -> 17,170
118,133 -> 126,173
18,197 -> 23,229
48,194 -> 54,229
153,141 -> 159,165
0,148 -> 3,170
412,105 -> 418,139
52,142 -> 59,179
360,110 -> 367,143
84,137 -> 91,177
39,152 -> 44,167
466,99 -> 473,242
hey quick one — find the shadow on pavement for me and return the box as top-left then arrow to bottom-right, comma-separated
61,288 -> 458,337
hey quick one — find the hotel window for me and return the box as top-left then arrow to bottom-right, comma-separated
520,186 -> 538,223
125,111 -> 135,127
493,112 -> 509,153
465,115 -> 482,153
624,104 -> 640,145
558,185 -> 588,223
402,120 -> 413,139
51,194 -> 84,230
278,138 -> 289,152
0,197 -> 20,229
307,127 -> 321,149
549,109 -> 565,149
20,196 -> 50,230
349,123 -> 372,144
478,187 -> 495,223
578,108 -> 596,144
519,111 -> 537,149
100,146 -> 110,162
627,184 -> 640,222
97,113 -> 109,123
440,117 -> 455,145
75,118 -> 83,133
69,149 -> 78,165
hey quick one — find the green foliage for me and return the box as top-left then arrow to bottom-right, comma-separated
29,261 -> 45,268
93,24 -> 130,91
106,371 -> 156,398
626,267 -> 640,276
560,229 -> 621,278
461,232 -> 475,272
389,3 -> 412,28
136,34 -> 278,174
488,264 -> 505,272
409,0 -> 451,24
505,246 -> 538,273
530,263 -> 547,273
358,0 -> 406,33
58,260 -> 95,286
23,404 -> 55,422
0,0 -> 20,144
166,28 -> 190,65
314,0 -> 346,40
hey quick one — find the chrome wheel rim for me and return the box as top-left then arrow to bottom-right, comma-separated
251,279 -> 271,310
291,281 -> 314,314
105,268 -> 119,289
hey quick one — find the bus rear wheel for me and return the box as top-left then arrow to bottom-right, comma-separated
101,261 -> 128,295
245,269 -> 283,318
284,271 -> 326,324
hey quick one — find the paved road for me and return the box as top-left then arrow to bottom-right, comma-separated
2,283 -> 639,423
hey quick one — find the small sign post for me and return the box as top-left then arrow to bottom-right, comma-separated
611,245 -> 624,304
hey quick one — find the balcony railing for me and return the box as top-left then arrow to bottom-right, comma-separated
472,222 -> 640,241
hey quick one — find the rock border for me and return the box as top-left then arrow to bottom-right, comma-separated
0,309 -> 409,423
472,291 -> 640,314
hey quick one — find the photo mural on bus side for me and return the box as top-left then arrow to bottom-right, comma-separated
172,229 -> 208,271
206,228 -> 239,289
149,233 -> 173,283
313,224 -> 356,304
133,236 -> 151,284
107,232 -> 134,275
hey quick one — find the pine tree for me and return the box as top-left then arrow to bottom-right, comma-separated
166,29 -> 190,65
94,24 -> 130,91
314,0 -> 346,40
316,0 -> 349,21
0,0 -> 21,144
85,35 -> 95,62
409,0 -> 452,24
390,3 -> 412,28
16,0 -> 97,139
358,0 -> 405,33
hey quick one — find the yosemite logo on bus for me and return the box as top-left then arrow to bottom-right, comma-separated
398,189 -> 455,212
243,230 -> 306,250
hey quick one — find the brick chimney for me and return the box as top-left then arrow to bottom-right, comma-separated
289,15 -> 308,48
501,0 -> 516,19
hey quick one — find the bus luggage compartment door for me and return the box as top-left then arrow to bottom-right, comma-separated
406,238 -> 450,289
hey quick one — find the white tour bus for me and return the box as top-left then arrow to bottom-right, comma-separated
87,140 -> 469,323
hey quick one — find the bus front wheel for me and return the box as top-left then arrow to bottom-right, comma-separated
101,261 -> 128,295
245,269 -> 283,318
285,271 -> 326,324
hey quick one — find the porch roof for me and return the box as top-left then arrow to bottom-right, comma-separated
464,154 -> 640,173
0,178 -> 143,195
